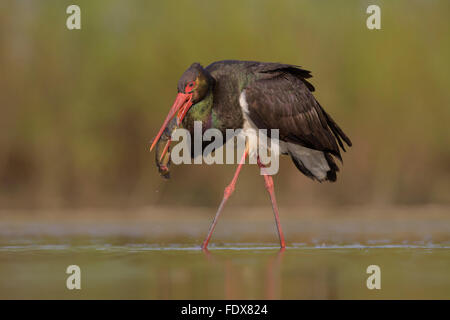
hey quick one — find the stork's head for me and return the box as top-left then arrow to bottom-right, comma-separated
150,63 -> 214,151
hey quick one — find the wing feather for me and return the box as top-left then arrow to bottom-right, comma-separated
244,71 -> 351,159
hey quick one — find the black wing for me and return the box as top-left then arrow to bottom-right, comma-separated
244,66 -> 352,181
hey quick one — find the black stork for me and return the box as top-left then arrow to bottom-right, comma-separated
150,60 -> 352,249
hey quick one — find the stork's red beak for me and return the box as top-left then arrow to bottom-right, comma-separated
150,92 -> 193,151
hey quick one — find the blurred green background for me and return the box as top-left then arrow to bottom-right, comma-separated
0,0 -> 449,210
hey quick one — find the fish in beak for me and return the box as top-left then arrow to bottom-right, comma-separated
154,131 -> 172,179
150,92 -> 193,178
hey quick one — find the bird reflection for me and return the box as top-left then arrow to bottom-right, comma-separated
202,247 -> 285,299
265,247 -> 285,299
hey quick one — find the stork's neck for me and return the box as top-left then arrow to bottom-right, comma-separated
183,89 -> 214,133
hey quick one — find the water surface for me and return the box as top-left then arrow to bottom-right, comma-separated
1,241 -> 449,299
1,208 -> 449,299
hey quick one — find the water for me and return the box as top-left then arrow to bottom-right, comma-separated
0,208 -> 449,299
0,241 -> 448,299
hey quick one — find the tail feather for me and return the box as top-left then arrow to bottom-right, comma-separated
284,100 -> 351,183
323,109 -> 352,152
290,150 -> 339,182
287,143 -> 339,182
324,153 -> 339,182
291,156 -> 316,181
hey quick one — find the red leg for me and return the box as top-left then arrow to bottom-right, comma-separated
201,150 -> 248,249
258,158 -> 286,248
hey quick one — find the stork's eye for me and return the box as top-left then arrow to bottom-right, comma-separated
185,81 -> 195,92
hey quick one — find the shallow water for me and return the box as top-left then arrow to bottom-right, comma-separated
0,240 -> 449,299
0,208 -> 449,299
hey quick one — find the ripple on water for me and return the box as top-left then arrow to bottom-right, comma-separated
0,241 -> 449,252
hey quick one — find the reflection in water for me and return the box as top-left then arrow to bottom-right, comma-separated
200,247 -> 340,299
201,247 -> 285,299
0,243 -> 449,299
264,248 -> 284,299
